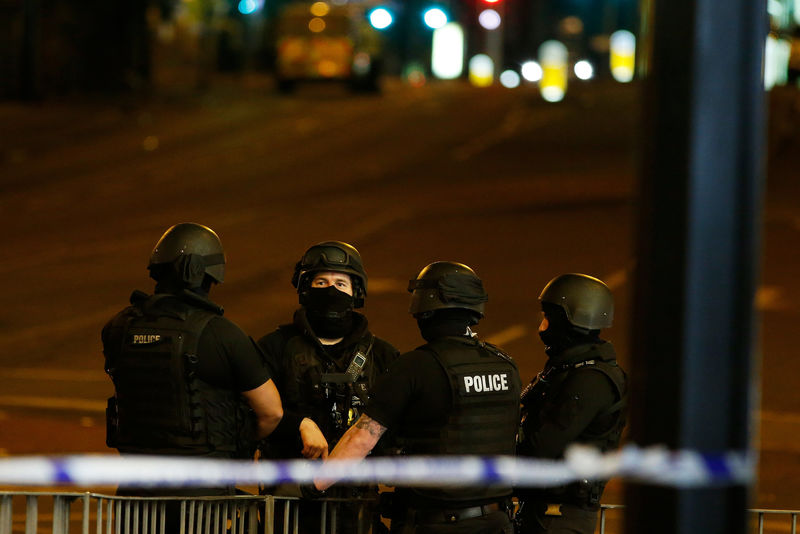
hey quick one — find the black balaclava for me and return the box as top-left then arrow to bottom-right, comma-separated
304,285 -> 355,339
539,302 -> 599,357
417,308 -> 479,342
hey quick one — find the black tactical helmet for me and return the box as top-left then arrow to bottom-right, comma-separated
292,241 -> 367,308
148,223 -> 226,285
539,273 -> 613,330
408,261 -> 488,317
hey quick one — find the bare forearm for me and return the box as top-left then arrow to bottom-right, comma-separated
314,414 -> 386,490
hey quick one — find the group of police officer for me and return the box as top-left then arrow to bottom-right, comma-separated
102,223 -> 628,534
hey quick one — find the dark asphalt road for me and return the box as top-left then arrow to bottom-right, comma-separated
1,78 -> 799,514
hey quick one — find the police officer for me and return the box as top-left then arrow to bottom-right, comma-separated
102,223 -> 284,528
257,240 -> 399,533
314,261 -> 521,534
515,274 -> 628,534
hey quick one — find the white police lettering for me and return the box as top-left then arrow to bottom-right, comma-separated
462,373 -> 509,393
132,334 -> 161,344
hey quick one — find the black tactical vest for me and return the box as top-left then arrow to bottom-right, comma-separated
518,343 -> 627,506
278,326 -> 376,448
104,292 -> 245,457
520,344 -> 627,454
401,336 -> 521,503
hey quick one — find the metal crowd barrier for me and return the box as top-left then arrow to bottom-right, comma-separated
2,492 -> 799,534
597,504 -> 800,534
0,492 -> 377,534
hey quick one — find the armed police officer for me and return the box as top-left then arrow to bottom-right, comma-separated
314,261 -> 521,534
516,274 -> 628,534
257,240 -> 399,533
102,223 -> 284,528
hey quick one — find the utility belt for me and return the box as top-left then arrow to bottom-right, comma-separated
382,492 -> 512,524
518,479 -> 604,511
411,502 -> 509,524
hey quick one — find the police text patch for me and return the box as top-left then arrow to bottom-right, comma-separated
458,372 -> 510,395
131,334 -> 161,345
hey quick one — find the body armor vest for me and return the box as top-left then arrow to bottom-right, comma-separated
519,343 -> 627,506
104,292 -> 245,457
401,336 -> 521,503
278,326 -> 376,448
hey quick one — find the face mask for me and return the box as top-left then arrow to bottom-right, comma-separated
539,313 -> 574,356
304,286 -> 355,338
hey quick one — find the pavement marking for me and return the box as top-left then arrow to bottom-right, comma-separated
0,368 -> 106,382
759,410 -> 800,425
0,307 -> 120,345
486,324 -> 529,346
451,107 -> 526,161
0,395 -> 106,413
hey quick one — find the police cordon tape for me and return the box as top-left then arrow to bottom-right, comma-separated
0,445 -> 754,488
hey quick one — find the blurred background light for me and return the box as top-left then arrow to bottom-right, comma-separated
559,16 -> 584,36
499,70 -> 521,88
404,62 -> 427,87
238,0 -> 261,15
309,17 -> 326,33
521,61 -> 543,82
353,52 -> 372,75
574,60 -> 594,80
469,54 -> 494,87
431,23 -> 464,80
539,40 -> 568,102
765,34 -> 791,89
423,8 -> 448,30
310,1 -> 330,17
610,30 -> 636,83
478,9 -> 502,31
368,8 -> 393,29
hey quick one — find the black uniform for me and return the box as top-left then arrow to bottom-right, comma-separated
102,288 -> 271,529
257,308 -> 399,533
366,331 -> 521,534
516,341 -> 627,534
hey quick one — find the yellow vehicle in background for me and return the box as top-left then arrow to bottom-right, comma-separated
275,1 -> 383,92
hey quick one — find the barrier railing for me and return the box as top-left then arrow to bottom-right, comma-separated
597,505 -> 800,534
3,492 -> 799,534
0,492 -> 381,534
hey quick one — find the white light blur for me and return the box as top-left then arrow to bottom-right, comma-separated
767,0 -> 784,18
574,60 -> 594,80
796,0 -> 800,24
478,9 -> 502,30
610,30 -> 636,82
540,86 -> 565,103
499,70 -> 521,88
521,61 -> 543,82
469,54 -> 494,87
765,35 -> 791,89
431,23 -> 464,80
423,8 -> 448,30
369,8 -> 393,30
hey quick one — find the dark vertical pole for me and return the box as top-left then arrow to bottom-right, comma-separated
625,0 -> 765,532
